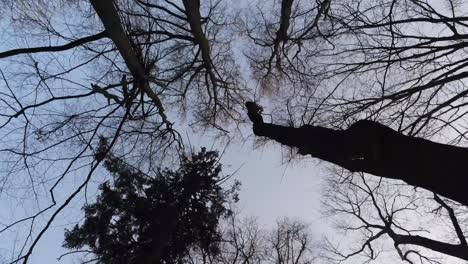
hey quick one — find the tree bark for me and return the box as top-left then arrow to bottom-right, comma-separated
246,102 -> 468,207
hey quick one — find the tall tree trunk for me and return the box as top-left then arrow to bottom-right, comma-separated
246,102 -> 468,206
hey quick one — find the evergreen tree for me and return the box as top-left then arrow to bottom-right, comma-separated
64,148 -> 240,264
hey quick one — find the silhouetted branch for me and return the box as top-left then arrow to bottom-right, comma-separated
0,31 -> 107,59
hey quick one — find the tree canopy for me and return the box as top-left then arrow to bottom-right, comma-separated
1,0 -> 468,263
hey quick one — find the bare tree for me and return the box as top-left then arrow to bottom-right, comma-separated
321,170 -> 468,263
267,218 -> 316,264
243,0 -> 331,93
243,0 -> 468,262
244,0 -> 468,138
186,212 -> 316,264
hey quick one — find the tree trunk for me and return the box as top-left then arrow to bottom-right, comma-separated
248,103 -> 468,206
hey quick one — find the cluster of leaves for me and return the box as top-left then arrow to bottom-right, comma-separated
64,148 -> 240,264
